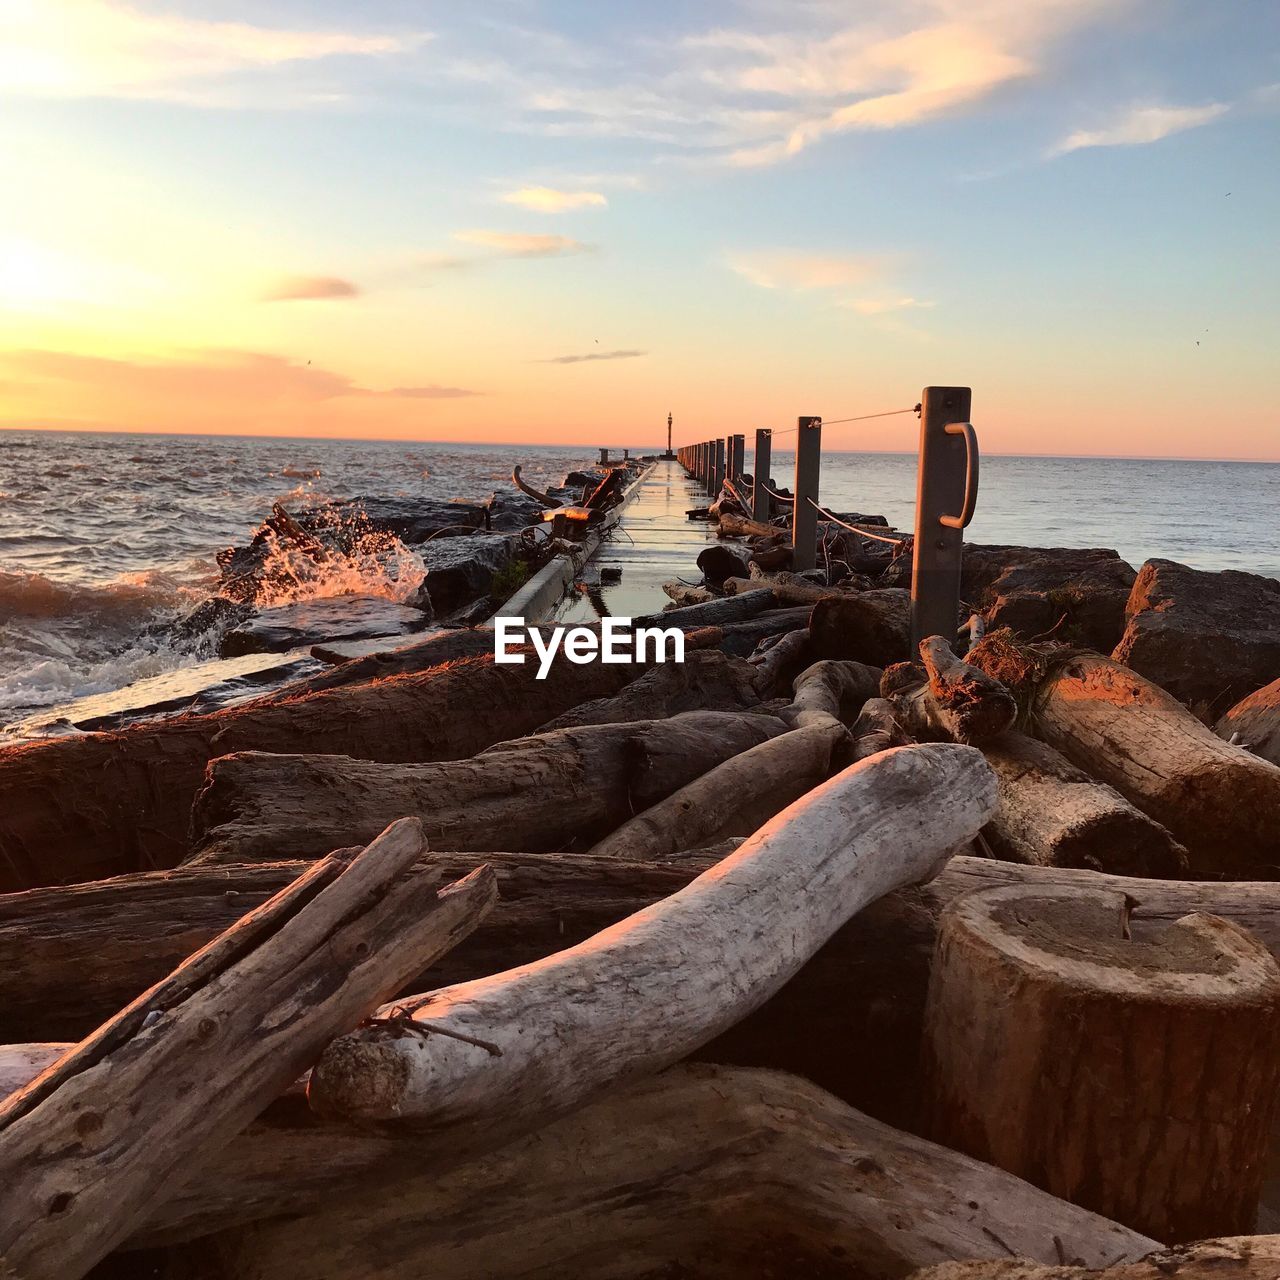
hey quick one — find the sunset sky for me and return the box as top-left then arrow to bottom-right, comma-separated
1,1 -> 1277,457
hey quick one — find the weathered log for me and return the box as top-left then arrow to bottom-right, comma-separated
661,580 -> 718,607
696,544 -> 750,587
809,589 -> 912,666
911,1239 -> 1280,1280
889,636 -> 1017,745
188,711 -> 787,865
0,853 -> 711,1044
716,510 -> 783,539
851,696 -> 913,761
634,587 -> 776,629
535,649 -> 761,731
0,819 -> 496,1280
306,743 -> 997,1127
748,627 -> 811,696
194,1065 -> 1153,1280
923,883 -> 1280,1242
981,731 -> 1189,876
1217,675 -> 1280,766
785,659 -> 882,729
586,719 -> 846,860
713,606 -> 812,656
969,632 -> 1280,877
0,652 -> 637,891
725,574 -> 842,606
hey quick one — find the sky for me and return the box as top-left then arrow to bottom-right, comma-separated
0,0 -> 1277,458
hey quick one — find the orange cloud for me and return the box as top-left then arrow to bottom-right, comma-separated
453,230 -> 592,257
261,275 -> 361,301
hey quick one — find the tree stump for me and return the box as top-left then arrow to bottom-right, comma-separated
922,884 -> 1280,1243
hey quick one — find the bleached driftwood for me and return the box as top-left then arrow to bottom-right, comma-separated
981,731 -> 1188,876
850,696 -> 913,761
633,587 -> 776,629
748,627 -> 811,696
510,464 -> 561,508
209,1065 -> 1154,1280
969,633 -> 1280,876
586,718 -> 846,861
0,1043 -> 68,1099
785,659 -> 882,728
188,711 -> 786,865
0,819 -> 496,1280
307,744 -> 998,1127
923,884 -> 1280,1244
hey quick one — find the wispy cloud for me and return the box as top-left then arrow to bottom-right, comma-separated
1,348 -> 477,401
454,230 -> 593,257
0,1 -> 425,104
839,296 -> 935,315
727,251 -> 890,292
500,187 -> 607,213
1050,102 -> 1230,155
539,349 -> 646,364
262,275 -> 361,302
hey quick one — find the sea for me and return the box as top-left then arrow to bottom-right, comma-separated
2,429 -> 1278,725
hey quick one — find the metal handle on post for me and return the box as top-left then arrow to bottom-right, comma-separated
938,422 -> 979,529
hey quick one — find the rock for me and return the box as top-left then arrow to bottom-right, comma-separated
300,496 -> 486,545
4,650 -> 323,735
419,533 -> 522,618
1113,559 -> 1280,718
479,490 -> 548,532
697,545 -> 751,588
220,597 -> 435,658
1217,676 -> 1280,766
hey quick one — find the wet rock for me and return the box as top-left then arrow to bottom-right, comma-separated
418,533 -> 522,618
300,496 -> 486,544
480,489 -> 548,532
220,596 -> 435,658
697,545 -> 750,588
158,596 -> 254,646
6,650 -> 323,735
1114,558 -> 1280,718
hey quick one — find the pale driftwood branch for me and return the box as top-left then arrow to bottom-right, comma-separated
851,696 -> 913,761
749,627 -> 811,696
510,464 -> 561,508
0,818 -> 496,1280
785,659 -> 882,729
307,744 -> 998,1128
211,1065 -> 1155,1280
585,719 -> 846,861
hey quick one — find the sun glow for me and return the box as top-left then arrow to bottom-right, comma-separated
0,239 -> 83,310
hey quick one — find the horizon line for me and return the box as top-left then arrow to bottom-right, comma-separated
2,423 -> 1278,467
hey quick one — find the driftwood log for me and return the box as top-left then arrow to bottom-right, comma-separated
969,633 -> 1280,877
748,627 -> 811,695
1217,675 -> 1280,766
188,710 -> 786,865
911,1238 -> 1280,1280
713,606 -> 812,656
307,744 -> 998,1127
189,1065 -> 1153,1280
981,731 -> 1189,876
785,659 -> 882,729
0,853 -> 706,1043
0,652 -> 637,890
634,588 -> 776,629
852,697 -> 913,761
586,718 -> 847,860
889,636 -> 1018,744
716,510 -> 784,539
923,883 -> 1280,1243
809,589 -> 912,666
661,581 -> 718,607
0,1043 -> 67,1099
0,819 -> 495,1280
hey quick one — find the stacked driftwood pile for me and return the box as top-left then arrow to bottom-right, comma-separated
2,474 -> 1280,1278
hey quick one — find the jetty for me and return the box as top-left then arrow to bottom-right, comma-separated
3,385 -> 1280,1279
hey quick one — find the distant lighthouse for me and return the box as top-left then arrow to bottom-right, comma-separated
664,412 -> 674,459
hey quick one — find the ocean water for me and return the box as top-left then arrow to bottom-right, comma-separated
2,429 -> 1277,722
0,430 -> 592,718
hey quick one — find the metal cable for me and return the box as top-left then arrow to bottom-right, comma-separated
765,405 -> 918,438
805,497 -> 905,546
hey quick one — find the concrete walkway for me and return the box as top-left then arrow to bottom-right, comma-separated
552,459 -> 717,623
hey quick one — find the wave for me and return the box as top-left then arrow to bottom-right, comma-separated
0,568 -> 198,622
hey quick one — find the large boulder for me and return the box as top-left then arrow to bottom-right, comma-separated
1216,675 -> 1280,766
1113,559 -> 1280,718
418,532 -> 522,617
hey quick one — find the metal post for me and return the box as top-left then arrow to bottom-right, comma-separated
729,434 -> 745,484
712,438 -> 726,496
791,416 -> 822,571
599,447 -> 609,465
910,386 -> 979,651
752,428 -> 772,522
